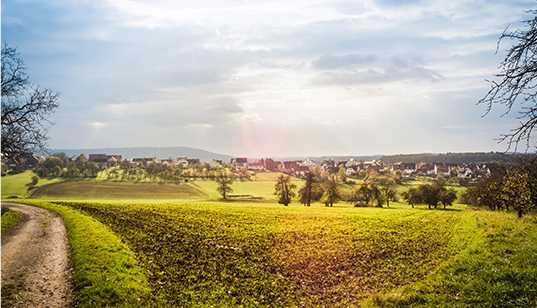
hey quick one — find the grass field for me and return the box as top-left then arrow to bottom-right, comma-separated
3,171 -> 537,307
1,170 -> 63,198
50,201 -> 464,307
28,180 -> 208,200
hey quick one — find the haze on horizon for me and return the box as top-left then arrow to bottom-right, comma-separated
2,0 -> 535,158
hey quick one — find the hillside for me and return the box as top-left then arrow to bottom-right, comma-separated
28,180 -> 208,200
380,152 -> 518,164
40,146 -> 233,163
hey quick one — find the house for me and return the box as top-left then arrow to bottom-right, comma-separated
89,154 -> 122,169
295,165 -> 310,177
210,159 -> 223,168
107,156 -> 117,168
177,157 -> 188,168
433,163 -> 451,177
302,159 -> 319,167
458,166 -> 473,178
420,163 -> 436,176
231,157 -> 248,169
131,157 -> 156,167
248,161 -> 266,172
346,167 -> 357,177
264,158 -> 281,171
345,158 -> 359,168
282,161 -> 300,173
187,158 -> 200,167
321,160 -> 335,170
363,160 -> 382,172
403,163 -> 417,174
391,162 -> 405,173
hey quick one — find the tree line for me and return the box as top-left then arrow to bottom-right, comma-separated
461,155 -> 537,217
32,153 -> 252,182
250,171 -> 455,209
380,152 -> 517,165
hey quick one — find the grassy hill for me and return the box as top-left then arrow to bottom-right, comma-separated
28,180 -> 209,201
3,171 -> 299,202
1,170 -> 63,198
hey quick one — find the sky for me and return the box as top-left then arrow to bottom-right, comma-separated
2,0 -> 536,157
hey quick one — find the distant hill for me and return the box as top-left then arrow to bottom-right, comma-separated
380,152 -> 518,164
41,147 -> 233,163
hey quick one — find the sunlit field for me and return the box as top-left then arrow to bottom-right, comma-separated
51,201 -> 465,307
3,171 -> 537,307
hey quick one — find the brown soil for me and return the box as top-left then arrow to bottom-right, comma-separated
1,202 -> 74,307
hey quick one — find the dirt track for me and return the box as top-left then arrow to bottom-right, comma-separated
1,202 -> 74,307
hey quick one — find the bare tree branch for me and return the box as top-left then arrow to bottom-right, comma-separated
479,10 -> 537,152
1,42 -> 60,162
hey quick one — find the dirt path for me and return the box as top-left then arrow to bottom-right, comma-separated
1,202 -> 74,307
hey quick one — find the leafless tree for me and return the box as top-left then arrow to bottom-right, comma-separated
1,43 -> 60,162
480,10 -> 537,152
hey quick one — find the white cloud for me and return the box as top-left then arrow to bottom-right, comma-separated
3,0 -> 536,155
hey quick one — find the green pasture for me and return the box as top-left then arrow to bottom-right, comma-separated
46,201 -> 465,307
192,176 -> 295,200
3,171 -> 537,307
27,180 -> 208,201
1,170 -> 63,198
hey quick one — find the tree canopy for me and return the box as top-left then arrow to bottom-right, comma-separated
274,174 -> 296,206
216,176 -> 234,199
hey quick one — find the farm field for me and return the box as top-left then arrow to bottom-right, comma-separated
2,171 -> 537,307
28,180 -> 209,201
45,200 -> 465,307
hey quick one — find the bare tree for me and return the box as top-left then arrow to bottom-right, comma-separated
1,43 -> 60,162
479,10 -> 537,151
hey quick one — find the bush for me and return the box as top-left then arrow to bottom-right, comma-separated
31,175 -> 40,186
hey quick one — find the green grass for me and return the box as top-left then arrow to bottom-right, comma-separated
192,178 -> 285,200
50,201 -> 467,307
3,173 -> 537,307
1,170 -> 63,198
27,180 -> 208,200
364,209 -> 537,307
1,208 -> 19,233
13,200 -> 153,307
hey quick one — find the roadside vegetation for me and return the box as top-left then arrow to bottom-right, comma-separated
1,207 -> 19,233
19,200 -> 153,307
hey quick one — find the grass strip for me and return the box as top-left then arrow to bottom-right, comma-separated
12,200 -> 153,307
1,208 -> 20,234
363,209 -> 537,307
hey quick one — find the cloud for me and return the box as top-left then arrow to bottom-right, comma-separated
312,56 -> 444,85
313,53 -> 377,69
210,97 -> 245,114
3,0 -> 535,155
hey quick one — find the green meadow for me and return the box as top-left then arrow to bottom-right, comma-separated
2,171 -> 537,307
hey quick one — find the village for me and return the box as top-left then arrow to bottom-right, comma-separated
81,153 -> 492,180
